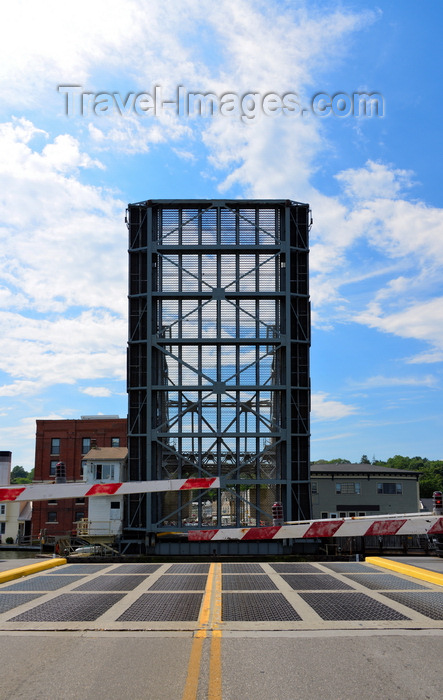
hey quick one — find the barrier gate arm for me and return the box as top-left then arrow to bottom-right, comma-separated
187,513 -> 443,541
0,477 -> 220,502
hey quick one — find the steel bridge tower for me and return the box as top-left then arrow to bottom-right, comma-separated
125,199 -> 311,554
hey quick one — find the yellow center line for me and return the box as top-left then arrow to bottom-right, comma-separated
208,563 -> 222,699
182,563 -> 223,700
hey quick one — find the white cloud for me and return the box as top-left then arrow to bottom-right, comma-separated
311,392 -> 358,421
349,374 -> 438,390
356,297 -> 443,359
81,387 -> 113,397
335,160 -> 414,200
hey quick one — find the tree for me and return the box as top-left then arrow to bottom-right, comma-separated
360,454 -> 371,464
418,466 -> 443,498
10,466 -> 32,484
11,465 -> 27,480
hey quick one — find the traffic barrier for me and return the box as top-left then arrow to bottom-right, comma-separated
0,477 -> 219,502
187,514 -> 443,541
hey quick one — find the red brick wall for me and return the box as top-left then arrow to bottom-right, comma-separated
32,417 -> 127,536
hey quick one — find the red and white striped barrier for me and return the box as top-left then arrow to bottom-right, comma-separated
0,477 -> 219,502
188,513 -> 443,541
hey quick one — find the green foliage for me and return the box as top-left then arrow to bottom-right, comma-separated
360,454 -> 371,464
10,465 -> 33,484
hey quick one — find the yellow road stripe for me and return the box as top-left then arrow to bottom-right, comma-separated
208,563 -> 222,699
208,633 -> 222,699
366,556 -> 443,587
182,563 -> 221,700
182,637 -> 204,700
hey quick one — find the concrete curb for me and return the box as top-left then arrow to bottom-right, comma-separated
0,558 -> 67,584
366,556 -> 443,587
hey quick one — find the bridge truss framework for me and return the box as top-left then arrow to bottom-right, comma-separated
126,199 -> 311,548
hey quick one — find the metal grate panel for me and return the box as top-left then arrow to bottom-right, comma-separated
281,574 -> 354,591
1,576 -> 83,591
223,564 -> 264,573
46,565 -> 110,574
322,562 -> 373,573
222,574 -> 277,591
167,564 -> 210,574
0,593 -> 43,613
270,563 -> 319,573
73,575 -> 147,591
381,592 -> 443,620
299,592 -> 410,621
149,575 -> 207,591
9,593 -> 124,621
345,574 -> 428,591
110,564 -> 161,574
117,593 -> 203,621
222,592 -> 301,621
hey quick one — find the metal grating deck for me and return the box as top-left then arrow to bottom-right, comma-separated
223,564 -> 264,573
1,575 -> 84,591
117,593 -> 203,621
73,575 -> 147,591
222,593 -> 302,621
10,593 -> 124,621
222,574 -> 277,591
2,562 -> 441,628
281,574 -> 354,591
167,564 -> 210,574
270,563 -> 319,573
381,591 -> 443,620
322,562 -> 374,573
0,593 -> 43,613
45,564 -> 111,574
110,564 -> 161,574
345,574 -> 428,591
149,575 -> 207,591
299,592 -> 411,621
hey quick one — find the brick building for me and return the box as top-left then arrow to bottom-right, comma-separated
32,416 -> 127,536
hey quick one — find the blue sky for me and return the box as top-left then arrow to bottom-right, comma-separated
0,0 -> 442,469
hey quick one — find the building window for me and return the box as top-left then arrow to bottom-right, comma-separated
335,482 -> 361,495
358,512 -> 366,517
0,504 -> 6,515
76,497 -> 85,504
110,501 -> 121,520
311,481 -> 318,494
82,438 -> 91,454
321,512 -> 328,519
0,522 -> 5,535
339,512 -> 346,518
75,512 -> 84,521
348,511 -> 356,517
47,511 -> 57,522
50,438 -> 60,455
48,500 -> 57,505
377,482 -> 403,495
49,460 -> 58,477
95,464 -> 114,480
111,437 -> 120,447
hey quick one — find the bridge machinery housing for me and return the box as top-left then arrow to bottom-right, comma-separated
125,199 -> 311,554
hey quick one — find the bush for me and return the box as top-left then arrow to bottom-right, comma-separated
6,537 -> 14,544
